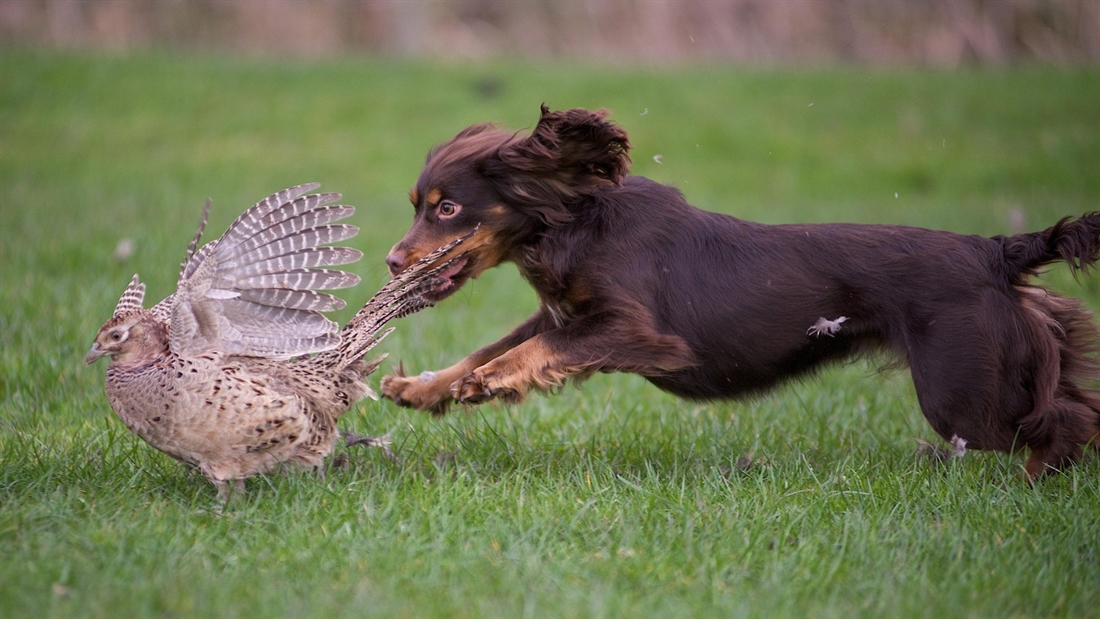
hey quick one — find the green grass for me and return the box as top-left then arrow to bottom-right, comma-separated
2,50 -> 1099,617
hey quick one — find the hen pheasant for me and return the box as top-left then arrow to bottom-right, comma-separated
85,183 -> 466,501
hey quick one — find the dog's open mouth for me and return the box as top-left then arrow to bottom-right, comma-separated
424,256 -> 470,302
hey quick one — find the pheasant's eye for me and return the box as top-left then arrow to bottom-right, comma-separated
110,330 -> 123,342
439,201 -> 460,218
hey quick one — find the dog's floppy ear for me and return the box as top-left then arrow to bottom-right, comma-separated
502,104 -> 632,184
484,104 -> 631,225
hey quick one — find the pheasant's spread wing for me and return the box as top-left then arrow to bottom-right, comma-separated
165,183 -> 363,358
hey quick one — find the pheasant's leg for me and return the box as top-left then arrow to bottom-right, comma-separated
214,480 -> 230,504
343,431 -> 396,461
915,435 -> 969,465
213,478 -> 245,509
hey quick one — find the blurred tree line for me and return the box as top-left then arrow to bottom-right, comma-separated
1,0 -> 1097,64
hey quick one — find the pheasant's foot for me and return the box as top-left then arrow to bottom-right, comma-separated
343,431 -> 397,461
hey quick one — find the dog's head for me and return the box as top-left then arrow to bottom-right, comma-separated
386,104 -> 631,301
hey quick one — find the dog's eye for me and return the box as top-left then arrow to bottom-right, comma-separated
438,201 -> 461,218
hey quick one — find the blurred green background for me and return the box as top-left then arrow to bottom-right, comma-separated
2,2 -> 1099,617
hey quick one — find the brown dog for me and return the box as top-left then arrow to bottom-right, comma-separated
381,105 -> 1100,478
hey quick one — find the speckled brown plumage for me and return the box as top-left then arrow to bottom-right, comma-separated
86,184 -> 466,501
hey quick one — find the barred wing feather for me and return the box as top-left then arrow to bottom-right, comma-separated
168,183 -> 362,358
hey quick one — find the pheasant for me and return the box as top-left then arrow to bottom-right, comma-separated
85,183 -> 467,502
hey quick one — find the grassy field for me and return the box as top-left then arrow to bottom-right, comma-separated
1,50 -> 1098,617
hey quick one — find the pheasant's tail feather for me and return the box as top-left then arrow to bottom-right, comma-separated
321,228 -> 477,370
340,328 -> 396,377
360,349 -> 390,377
346,225 -> 478,326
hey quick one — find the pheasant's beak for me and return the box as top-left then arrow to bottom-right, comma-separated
84,343 -> 107,365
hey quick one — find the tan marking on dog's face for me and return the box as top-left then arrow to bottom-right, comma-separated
459,226 -> 510,277
407,225 -> 506,275
426,188 -> 443,207
409,187 -> 420,206
387,222 -> 510,304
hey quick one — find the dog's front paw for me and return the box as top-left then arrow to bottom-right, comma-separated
450,370 -> 518,406
450,372 -> 495,405
381,370 -> 454,415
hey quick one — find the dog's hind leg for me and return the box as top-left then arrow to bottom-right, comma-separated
907,289 -> 1100,478
1014,288 -> 1100,477
1018,403 -> 1095,478
903,294 -> 1038,457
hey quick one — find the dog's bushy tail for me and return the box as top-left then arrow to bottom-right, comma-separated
998,212 -> 1100,281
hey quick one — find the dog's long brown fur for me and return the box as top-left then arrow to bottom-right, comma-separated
382,104 -> 1100,478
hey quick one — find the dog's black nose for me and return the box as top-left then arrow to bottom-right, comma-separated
385,251 -> 407,276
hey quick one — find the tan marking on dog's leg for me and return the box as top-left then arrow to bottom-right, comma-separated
451,337 -> 587,405
382,312 -> 555,414
381,358 -> 480,414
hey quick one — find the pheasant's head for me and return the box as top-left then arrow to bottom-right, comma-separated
85,275 -> 167,365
